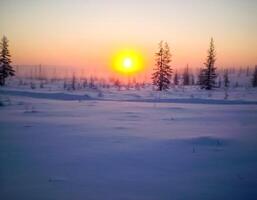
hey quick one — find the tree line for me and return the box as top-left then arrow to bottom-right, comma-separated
152,38 -> 257,90
0,35 -> 257,89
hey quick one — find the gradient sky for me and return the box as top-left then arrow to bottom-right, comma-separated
1,0 -> 257,77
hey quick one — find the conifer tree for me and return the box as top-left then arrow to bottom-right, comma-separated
252,65 -> 257,87
183,64 -> 190,86
173,70 -> 179,85
0,36 -> 15,86
200,38 -> 217,90
71,73 -> 76,90
224,69 -> 230,88
152,41 -> 172,91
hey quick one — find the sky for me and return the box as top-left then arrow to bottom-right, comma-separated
1,0 -> 257,77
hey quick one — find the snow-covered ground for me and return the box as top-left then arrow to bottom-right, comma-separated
1,84 -> 257,199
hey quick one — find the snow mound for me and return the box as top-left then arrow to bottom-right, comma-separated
2,89 -> 257,105
185,136 -> 230,146
0,90 -> 91,101
135,98 -> 257,105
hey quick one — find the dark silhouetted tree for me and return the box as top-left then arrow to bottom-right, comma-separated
173,70 -> 179,85
114,79 -> 121,90
252,65 -> 257,87
0,36 -> 15,86
183,64 -> 190,86
71,73 -> 76,90
190,74 -> 195,85
223,69 -> 230,88
152,41 -> 172,91
89,76 -> 96,89
82,78 -> 88,88
200,38 -> 217,90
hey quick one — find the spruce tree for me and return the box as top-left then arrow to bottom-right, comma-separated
183,64 -> 190,86
152,41 -> 172,91
252,65 -> 257,87
173,70 -> 179,85
200,38 -> 217,90
0,36 -> 15,86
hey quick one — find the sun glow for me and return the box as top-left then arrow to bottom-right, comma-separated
112,49 -> 144,75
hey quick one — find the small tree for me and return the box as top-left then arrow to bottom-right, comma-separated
63,80 -> 67,89
183,64 -> 190,86
114,79 -> 121,90
190,74 -> 195,85
173,70 -> 179,85
0,36 -> 15,86
89,76 -> 96,89
152,41 -> 172,91
200,38 -> 217,90
252,65 -> 257,87
197,67 -> 204,86
71,73 -> 76,90
223,69 -> 230,88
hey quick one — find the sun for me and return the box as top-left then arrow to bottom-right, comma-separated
112,49 -> 144,75
123,58 -> 132,69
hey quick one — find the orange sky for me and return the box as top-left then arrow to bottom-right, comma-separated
1,0 -> 257,78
